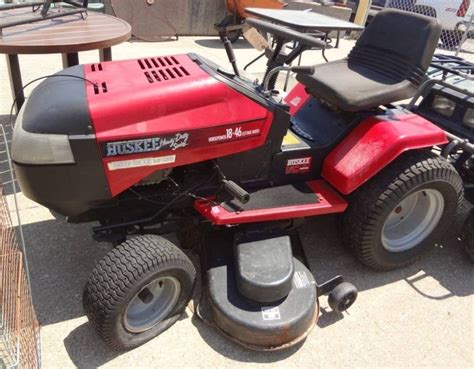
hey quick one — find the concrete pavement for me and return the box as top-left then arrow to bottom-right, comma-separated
0,36 -> 473,368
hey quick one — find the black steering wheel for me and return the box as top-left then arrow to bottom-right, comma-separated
246,18 -> 326,50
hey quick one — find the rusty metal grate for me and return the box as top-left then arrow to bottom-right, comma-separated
386,0 -> 474,61
0,124 -> 41,369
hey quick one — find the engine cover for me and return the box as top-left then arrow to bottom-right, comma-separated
85,54 -> 273,196
11,54 -> 274,217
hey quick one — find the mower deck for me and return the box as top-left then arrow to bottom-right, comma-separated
203,229 -> 318,350
194,180 -> 347,225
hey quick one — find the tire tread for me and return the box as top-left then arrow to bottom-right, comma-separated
83,235 -> 195,350
342,151 -> 464,270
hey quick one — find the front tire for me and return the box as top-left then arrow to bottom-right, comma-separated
83,235 -> 196,350
342,151 -> 463,270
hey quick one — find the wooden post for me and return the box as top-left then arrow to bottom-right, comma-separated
351,0 -> 372,38
354,0 -> 372,25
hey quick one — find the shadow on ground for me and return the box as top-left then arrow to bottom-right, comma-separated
20,206 -> 473,365
128,36 -> 180,44
63,322 -> 120,369
195,38 -> 253,49
190,315 -> 304,363
301,212 -> 473,301
23,219 -> 109,326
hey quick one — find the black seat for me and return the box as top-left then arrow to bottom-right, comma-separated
296,9 -> 442,112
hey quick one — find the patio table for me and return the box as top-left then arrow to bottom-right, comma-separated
0,7 -> 131,112
245,7 -> 364,34
243,8 -> 363,71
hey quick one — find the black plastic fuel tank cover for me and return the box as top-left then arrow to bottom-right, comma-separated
234,229 -> 294,303
21,65 -> 93,135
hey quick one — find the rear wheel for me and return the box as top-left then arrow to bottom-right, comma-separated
342,151 -> 463,270
83,235 -> 196,350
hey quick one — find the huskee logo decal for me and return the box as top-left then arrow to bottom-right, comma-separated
286,157 -> 312,174
105,133 -> 189,157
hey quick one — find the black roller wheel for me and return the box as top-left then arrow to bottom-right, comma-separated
328,282 -> 358,313
342,151 -> 464,270
218,15 -> 242,43
83,235 -> 196,350
463,209 -> 474,261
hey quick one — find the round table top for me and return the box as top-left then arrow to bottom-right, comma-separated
0,7 -> 131,54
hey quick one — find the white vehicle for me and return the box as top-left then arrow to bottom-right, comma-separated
387,0 -> 473,48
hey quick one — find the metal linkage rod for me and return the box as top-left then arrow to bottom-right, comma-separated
0,0 -> 88,33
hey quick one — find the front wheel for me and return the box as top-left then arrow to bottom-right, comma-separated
342,151 -> 464,270
83,235 -> 196,350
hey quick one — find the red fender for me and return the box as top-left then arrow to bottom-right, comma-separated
322,113 -> 448,195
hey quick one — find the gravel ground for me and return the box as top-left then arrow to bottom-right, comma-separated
0,36 -> 473,368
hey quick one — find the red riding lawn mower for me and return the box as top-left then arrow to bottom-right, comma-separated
11,10 -> 465,350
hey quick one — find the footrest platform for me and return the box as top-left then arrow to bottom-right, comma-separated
194,180 -> 347,225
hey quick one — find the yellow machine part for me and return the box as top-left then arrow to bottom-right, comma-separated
226,0 -> 285,18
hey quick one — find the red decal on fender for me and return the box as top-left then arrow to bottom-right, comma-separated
286,157 -> 312,174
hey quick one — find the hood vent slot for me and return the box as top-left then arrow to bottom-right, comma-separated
138,57 -> 189,83
90,63 -> 103,72
93,82 -> 108,95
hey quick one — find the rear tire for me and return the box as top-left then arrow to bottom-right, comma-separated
342,151 -> 463,270
83,235 -> 196,350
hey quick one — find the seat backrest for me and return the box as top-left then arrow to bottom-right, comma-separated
348,9 -> 442,85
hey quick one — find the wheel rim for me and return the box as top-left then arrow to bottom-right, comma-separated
124,276 -> 181,333
382,189 -> 445,252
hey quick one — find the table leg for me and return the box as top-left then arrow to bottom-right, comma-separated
99,48 -> 112,62
6,54 -> 24,113
244,52 -> 265,71
62,52 -> 79,68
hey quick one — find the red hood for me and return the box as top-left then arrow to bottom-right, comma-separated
84,54 -> 273,195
